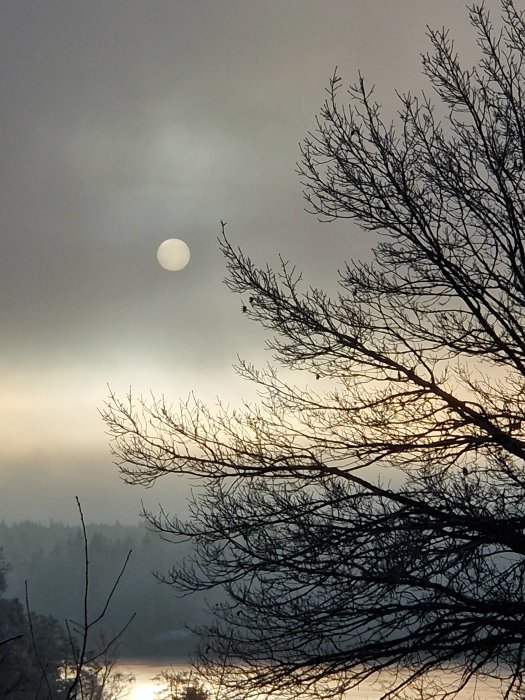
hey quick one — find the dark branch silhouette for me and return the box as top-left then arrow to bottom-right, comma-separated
63,497 -> 135,700
0,635 -> 23,648
103,2 -> 525,699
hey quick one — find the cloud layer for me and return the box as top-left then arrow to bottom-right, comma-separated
0,0 -> 494,522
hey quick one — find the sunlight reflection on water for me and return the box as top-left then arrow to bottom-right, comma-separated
117,661 -> 504,700
120,661 -> 178,700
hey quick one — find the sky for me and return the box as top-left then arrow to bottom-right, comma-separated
0,0 -> 505,524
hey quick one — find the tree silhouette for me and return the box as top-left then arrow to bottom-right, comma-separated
0,504 -> 135,700
0,549 -> 65,699
103,2 -> 525,699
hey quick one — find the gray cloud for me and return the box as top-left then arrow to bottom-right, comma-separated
0,0 -> 501,522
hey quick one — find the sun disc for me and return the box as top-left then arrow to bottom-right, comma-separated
157,239 -> 190,271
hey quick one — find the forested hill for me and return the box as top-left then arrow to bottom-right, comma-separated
0,520 -> 218,658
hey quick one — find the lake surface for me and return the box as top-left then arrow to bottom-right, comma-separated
116,660 -> 505,700
117,661 -> 390,700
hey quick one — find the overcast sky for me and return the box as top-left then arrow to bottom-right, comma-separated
0,0 -> 505,524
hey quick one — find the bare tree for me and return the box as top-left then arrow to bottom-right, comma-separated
60,498 -> 135,700
69,644 -> 135,700
103,2 -> 525,699
18,499 -> 135,700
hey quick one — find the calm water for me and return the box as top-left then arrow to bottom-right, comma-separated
116,661 -> 386,700
116,661 -> 504,700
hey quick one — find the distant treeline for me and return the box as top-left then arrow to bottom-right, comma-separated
0,520 -> 219,659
